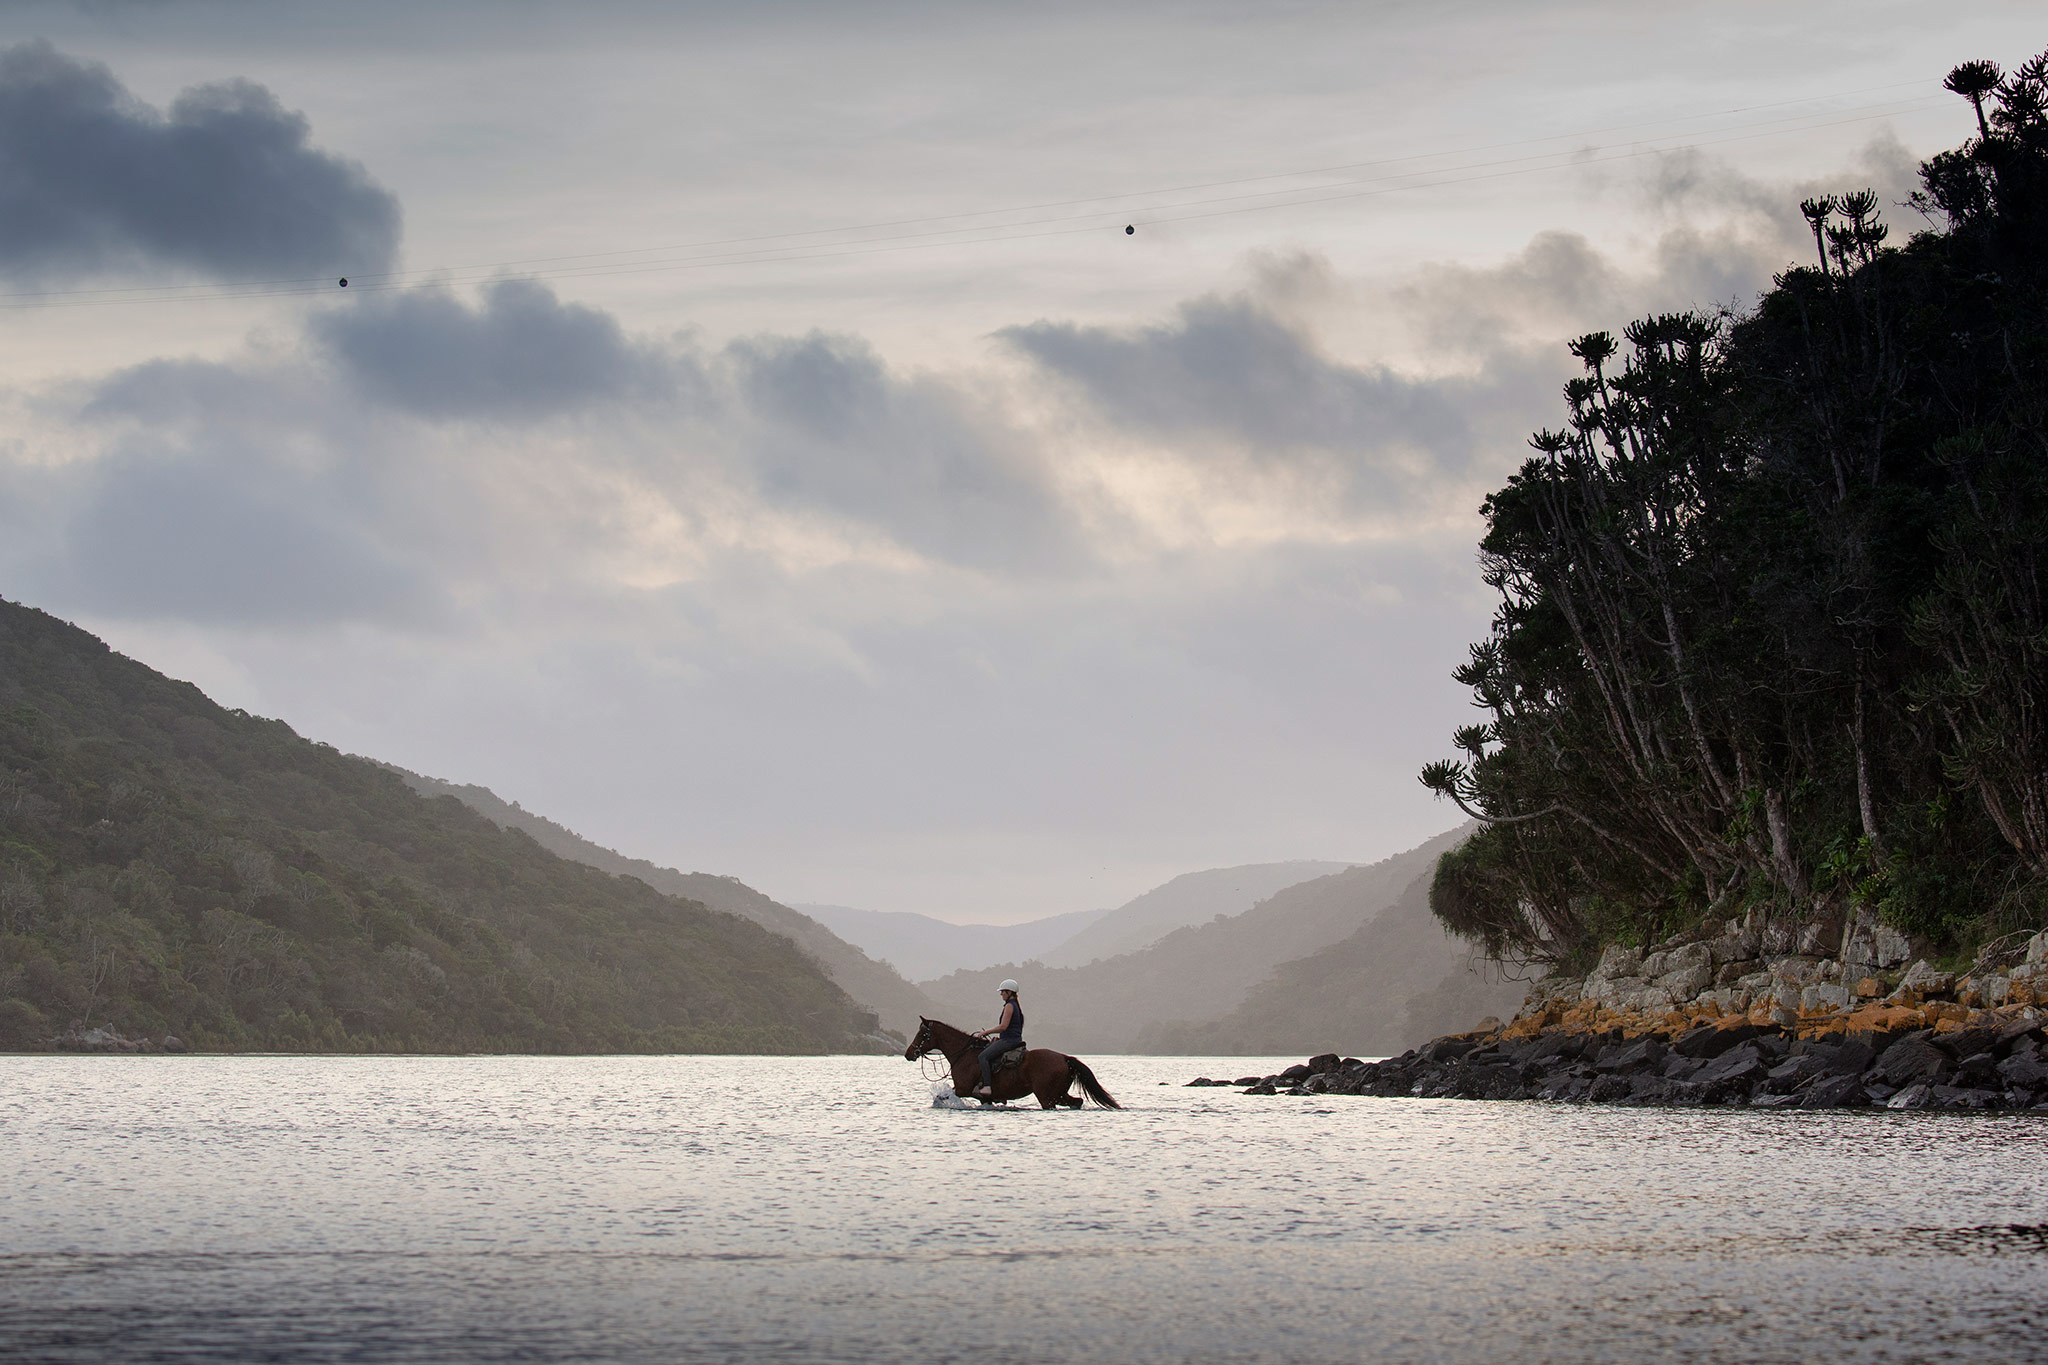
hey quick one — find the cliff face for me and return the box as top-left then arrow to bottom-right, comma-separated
0,600 -> 884,1054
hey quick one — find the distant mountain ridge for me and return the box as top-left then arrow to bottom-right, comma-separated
388,773 -> 933,1037
792,903 -> 1108,982
1039,861 -> 1356,967
918,829 -> 1475,1052
1134,868 -> 1527,1055
0,599 -> 883,1054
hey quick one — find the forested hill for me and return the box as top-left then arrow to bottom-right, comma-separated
1426,53 -> 2048,968
0,599 -> 886,1053
387,769 -> 932,1035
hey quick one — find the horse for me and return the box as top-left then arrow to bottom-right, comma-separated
904,1016 -> 1121,1110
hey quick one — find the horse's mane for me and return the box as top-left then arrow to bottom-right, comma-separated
919,1017 -> 981,1057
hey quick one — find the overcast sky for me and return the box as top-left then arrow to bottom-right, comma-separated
0,1 -> 2036,921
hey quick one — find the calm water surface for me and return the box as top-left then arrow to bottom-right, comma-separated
2,1054 -> 2044,1363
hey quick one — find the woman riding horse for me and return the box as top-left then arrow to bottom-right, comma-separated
903,1009 -> 1121,1110
970,980 -> 1025,1098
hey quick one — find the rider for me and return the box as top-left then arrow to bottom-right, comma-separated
971,980 -> 1024,1098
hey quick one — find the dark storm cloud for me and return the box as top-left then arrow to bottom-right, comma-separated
0,40 -> 399,283
313,279 -> 667,420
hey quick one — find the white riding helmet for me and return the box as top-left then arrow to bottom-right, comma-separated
999,979 -> 1019,993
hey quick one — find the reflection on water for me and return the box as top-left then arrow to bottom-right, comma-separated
2,1054 -> 2044,1363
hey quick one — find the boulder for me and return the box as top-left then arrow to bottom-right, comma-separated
1594,1038 -> 1665,1073
1232,1076 -> 1263,1087
1306,1053 -> 1341,1076
161,1035 -> 186,1054
1695,1045 -> 1767,1092
1799,1075 -> 1868,1109
1673,1022 -> 1757,1058
1997,1055 -> 2048,1088
1885,1083 -> 1935,1110
1871,924 -> 1914,969
1243,1081 -> 1277,1096
1801,983 -> 1853,1014
1873,1033 -> 1949,1086
1278,1064 -> 1312,1083
1766,1054 -> 1835,1089
1931,1085 -> 1999,1111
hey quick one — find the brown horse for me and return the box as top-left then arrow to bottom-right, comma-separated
904,1017 -> 1121,1109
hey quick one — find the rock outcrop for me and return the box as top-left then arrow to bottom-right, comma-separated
1189,924 -> 2048,1112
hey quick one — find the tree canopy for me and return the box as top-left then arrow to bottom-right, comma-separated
1425,52 -> 2048,967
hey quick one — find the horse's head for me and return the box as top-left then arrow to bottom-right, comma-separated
903,1017 -> 933,1061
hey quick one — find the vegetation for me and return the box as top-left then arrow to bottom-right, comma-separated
0,599 -> 884,1052
1424,53 -> 2048,967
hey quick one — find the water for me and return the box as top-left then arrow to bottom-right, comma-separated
2,1054 -> 2045,1364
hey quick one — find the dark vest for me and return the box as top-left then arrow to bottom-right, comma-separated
998,999 -> 1024,1042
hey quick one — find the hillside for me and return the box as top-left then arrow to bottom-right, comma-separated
391,772 -> 931,1035
0,600 -> 885,1053
793,903 -> 1107,982
918,828 -> 1467,1052
1039,860 -> 1355,967
1134,869 -> 1527,1055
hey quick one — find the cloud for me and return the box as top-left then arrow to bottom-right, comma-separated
721,331 -> 1075,569
999,272 -> 1564,521
314,278 -> 666,420
0,40 -> 399,284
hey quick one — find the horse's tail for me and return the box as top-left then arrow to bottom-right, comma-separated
1066,1056 -> 1121,1110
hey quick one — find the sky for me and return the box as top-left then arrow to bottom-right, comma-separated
0,1 -> 2038,922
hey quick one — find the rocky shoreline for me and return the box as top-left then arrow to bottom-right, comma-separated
1190,920 -> 2048,1112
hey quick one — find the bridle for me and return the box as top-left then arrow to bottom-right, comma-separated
907,1019 -> 956,1084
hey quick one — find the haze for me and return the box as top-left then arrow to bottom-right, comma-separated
0,0 -> 2030,921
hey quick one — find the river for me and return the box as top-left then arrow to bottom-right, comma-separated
2,1053 -> 2044,1363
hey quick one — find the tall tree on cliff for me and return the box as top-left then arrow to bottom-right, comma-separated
1425,52 -> 2048,966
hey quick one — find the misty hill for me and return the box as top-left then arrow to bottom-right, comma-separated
793,903 -> 1107,982
391,772 -> 931,1035
0,600 -> 884,1053
1134,869 -> 1527,1056
1040,860 -> 1355,967
917,829 -> 1468,1052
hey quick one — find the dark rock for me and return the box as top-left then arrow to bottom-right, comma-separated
1749,1092 -> 1802,1108
1695,1045 -> 1766,1092
1661,1054 -> 1705,1080
1340,1058 -> 1366,1070
1954,1052 -> 2000,1087
1302,1074 -> 1329,1094
1278,1064 -> 1313,1083
1508,1032 -> 1583,1066
1997,1055 -> 2048,1087
1754,1032 -> 1791,1062
1186,1078 -> 1218,1086
1420,1038 -> 1478,1064
1995,1018 -> 2043,1051
1931,1085 -> 2000,1111
160,1035 -> 185,1054
1232,1076 -> 1262,1087
1588,1074 -> 1632,1103
1306,1053 -> 1341,1075
1673,1023 -> 1757,1058
1799,1075 -> 1868,1109
1766,1054 -> 1834,1090
1594,1038 -> 1666,1073
1934,1026 -> 2001,1060
1885,1082 -> 1935,1110
1243,1082 -> 1277,1096
1284,1085 -> 1311,1096
1874,1033 -> 1949,1086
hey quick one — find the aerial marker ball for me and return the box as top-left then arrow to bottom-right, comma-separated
338,278 -> 348,287
1124,225 -> 1134,235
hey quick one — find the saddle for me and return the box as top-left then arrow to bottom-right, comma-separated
991,1040 -> 1027,1072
